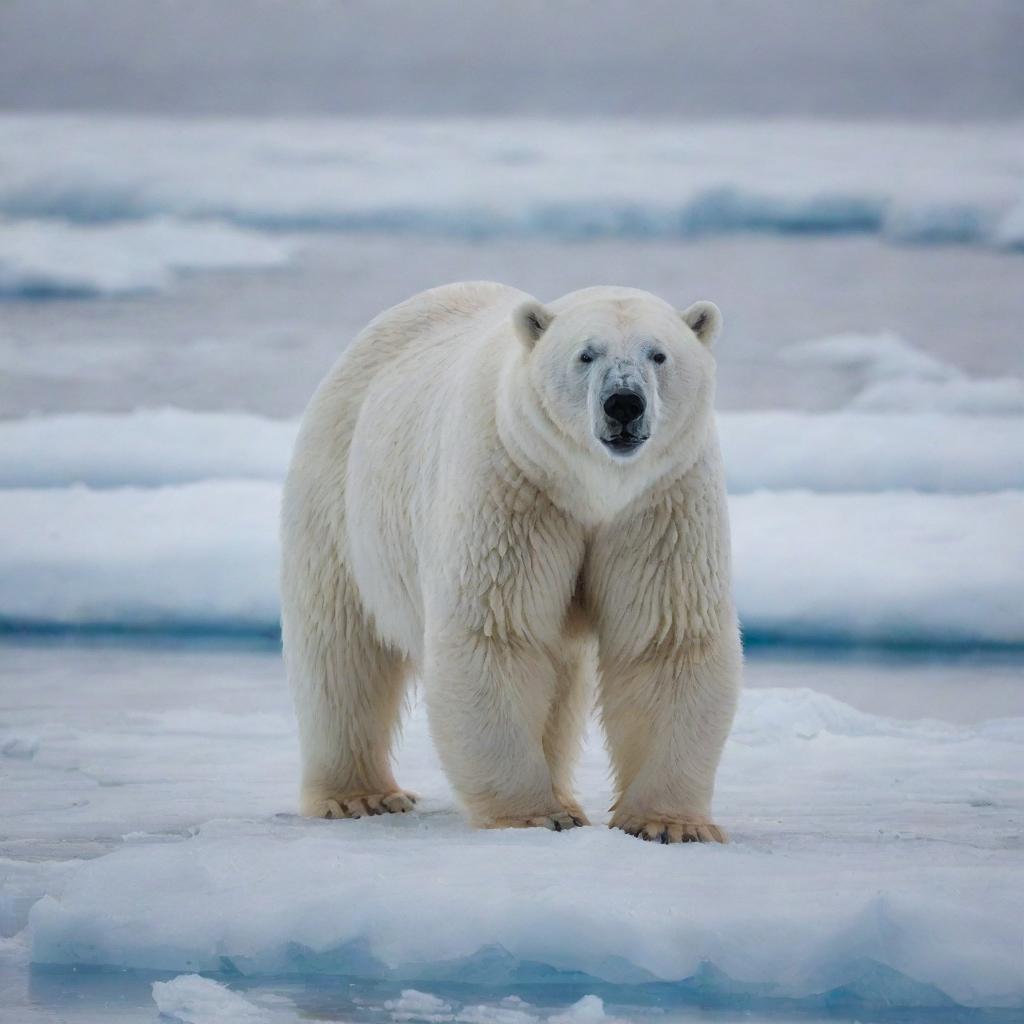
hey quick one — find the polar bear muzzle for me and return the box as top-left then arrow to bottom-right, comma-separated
601,387 -> 649,455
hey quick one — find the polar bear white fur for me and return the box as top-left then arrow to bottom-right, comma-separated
281,282 -> 741,842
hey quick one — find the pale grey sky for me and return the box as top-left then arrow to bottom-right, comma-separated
1,0 -> 1022,119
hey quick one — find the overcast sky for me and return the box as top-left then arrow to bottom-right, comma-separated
1,0 -> 1022,119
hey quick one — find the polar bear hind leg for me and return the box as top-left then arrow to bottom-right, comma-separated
283,554 -> 415,820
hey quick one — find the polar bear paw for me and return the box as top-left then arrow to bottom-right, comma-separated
303,790 -> 418,819
483,809 -> 586,832
613,816 -> 727,844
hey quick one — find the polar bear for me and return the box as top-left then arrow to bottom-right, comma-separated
281,282 -> 741,842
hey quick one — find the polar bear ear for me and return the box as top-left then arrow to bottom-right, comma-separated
513,301 -> 555,350
681,301 -> 722,347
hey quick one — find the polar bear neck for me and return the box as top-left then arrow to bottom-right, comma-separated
496,357 -> 715,529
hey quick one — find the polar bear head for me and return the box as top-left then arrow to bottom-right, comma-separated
512,288 -> 720,480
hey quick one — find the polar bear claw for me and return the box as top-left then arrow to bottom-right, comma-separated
304,791 -> 418,819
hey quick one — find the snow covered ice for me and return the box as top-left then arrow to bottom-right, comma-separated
1,642 -> 1021,1019
151,974 -> 276,1023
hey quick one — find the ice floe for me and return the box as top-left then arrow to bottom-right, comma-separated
0,216 -> 294,298
782,332 -> 1024,414
21,689 -> 1022,1011
2,116 -> 1023,251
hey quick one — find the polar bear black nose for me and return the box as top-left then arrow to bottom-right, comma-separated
603,389 -> 646,426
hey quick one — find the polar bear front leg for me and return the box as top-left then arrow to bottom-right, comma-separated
599,629 -> 740,843
424,630 -> 584,831
423,455 -> 588,831
588,458 -> 741,843
541,622 -> 594,826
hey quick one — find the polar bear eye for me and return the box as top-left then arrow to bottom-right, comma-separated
578,351 -> 594,364
651,351 -> 667,365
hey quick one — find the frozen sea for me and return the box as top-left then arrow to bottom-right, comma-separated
1,639 -> 1022,1024
1,114 -> 1022,1023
